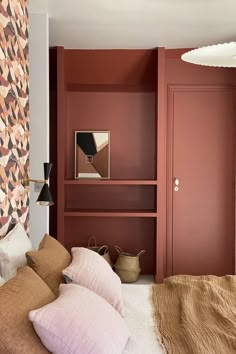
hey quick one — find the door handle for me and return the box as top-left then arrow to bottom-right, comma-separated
173,178 -> 180,191
174,178 -> 180,186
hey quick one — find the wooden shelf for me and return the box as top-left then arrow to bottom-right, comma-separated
66,83 -> 156,93
64,179 -> 158,186
64,209 -> 157,217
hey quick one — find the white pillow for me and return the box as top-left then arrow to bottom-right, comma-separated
0,223 -> 34,280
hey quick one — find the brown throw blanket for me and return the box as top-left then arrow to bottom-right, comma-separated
151,275 -> 236,354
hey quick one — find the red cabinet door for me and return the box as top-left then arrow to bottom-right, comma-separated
170,89 -> 235,276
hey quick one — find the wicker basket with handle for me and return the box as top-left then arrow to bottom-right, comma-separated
114,246 -> 145,283
87,236 -> 113,267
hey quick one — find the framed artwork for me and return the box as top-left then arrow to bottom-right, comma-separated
75,131 -> 110,179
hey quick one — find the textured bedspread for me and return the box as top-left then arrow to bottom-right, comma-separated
151,275 -> 236,354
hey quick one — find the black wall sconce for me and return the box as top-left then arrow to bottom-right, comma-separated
23,162 -> 54,206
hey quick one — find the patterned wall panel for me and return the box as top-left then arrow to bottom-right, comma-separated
0,0 -> 29,236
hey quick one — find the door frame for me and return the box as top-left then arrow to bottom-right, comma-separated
166,85 -> 236,277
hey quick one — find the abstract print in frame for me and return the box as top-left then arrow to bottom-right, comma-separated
75,131 -> 110,179
0,0 -> 30,236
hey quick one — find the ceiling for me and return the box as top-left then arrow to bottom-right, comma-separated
29,0 -> 236,49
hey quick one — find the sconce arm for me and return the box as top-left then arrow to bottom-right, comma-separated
22,178 -> 48,187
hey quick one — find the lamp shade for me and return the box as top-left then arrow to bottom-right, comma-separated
181,42 -> 236,67
36,183 -> 54,206
44,162 -> 52,180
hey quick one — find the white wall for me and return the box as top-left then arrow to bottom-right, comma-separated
29,13 -> 49,249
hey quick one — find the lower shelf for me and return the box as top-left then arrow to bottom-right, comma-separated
64,179 -> 158,185
64,210 -> 157,217
131,275 -> 155,284
63,216 -> 156,274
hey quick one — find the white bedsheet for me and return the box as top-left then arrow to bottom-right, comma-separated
122,284 -> 164,354
0,276 -> 5,286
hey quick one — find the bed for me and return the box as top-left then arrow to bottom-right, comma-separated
0,278 -> 164,354
122,274 -> 236,354
1,226 -> 236,354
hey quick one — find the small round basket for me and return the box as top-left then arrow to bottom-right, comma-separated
114,246 -> 145,283
87,236 -> 113,267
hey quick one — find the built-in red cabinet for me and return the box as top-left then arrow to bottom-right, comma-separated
50,47 -> 235,282
50,48 -> 159,278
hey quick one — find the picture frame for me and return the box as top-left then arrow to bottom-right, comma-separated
74,131 -> 110,179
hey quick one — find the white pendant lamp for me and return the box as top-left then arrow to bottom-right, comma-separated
181,42 -> 236,67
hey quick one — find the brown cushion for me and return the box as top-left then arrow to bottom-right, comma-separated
26,234 -> 72,295
0,266 -> 55,354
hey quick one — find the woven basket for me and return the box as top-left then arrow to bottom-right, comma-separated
114,246 -> 145,283
87,237 -> 113,267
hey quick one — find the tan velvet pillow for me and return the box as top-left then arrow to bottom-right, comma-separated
26,234 -> 72,295
0,266 -> 55,354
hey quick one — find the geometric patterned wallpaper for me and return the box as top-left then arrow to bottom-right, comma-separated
0,0 -> 29,236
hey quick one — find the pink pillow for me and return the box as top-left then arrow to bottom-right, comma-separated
29,284 -> 130,354
63,247 -> 124,316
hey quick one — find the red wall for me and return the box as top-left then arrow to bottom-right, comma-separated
166,49 -> 235,85
65,50 -> 157,88
66,91 -> 156,180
